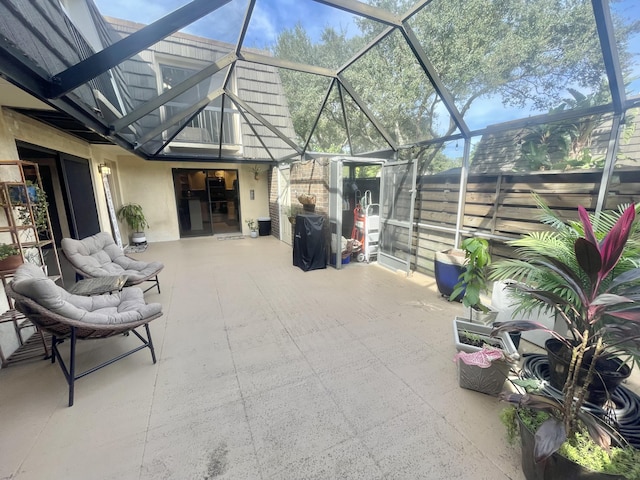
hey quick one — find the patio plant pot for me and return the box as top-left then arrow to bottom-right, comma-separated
545,338 -> 631,407
456,356 -> 511,396
453,317 -> 519,359
434,249 -> 465,300
517,411 -> 625,480
131,232 -> 147,245
0,253 -> 23,271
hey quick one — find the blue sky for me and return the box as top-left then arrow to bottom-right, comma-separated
92,0 -> 358,48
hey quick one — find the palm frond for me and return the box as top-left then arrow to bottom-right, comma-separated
509,232 -> 575,269
533,192 -> 572,233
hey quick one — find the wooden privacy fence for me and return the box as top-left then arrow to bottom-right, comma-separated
412,167 -> 640,277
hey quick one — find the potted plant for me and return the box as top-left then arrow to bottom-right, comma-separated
500,404 -> 639,480
245,218 -> 258,238
297,193 -> 316,212
434,248 -> 466,300
117,203 -> 149,245
450,237 -> 498,324
454,317 -> 519,358
453,318 -> 518,397
285,205 -> 301,225
454,346 -> 514,396
0,243 -> 22,271
490,201 -> 640,477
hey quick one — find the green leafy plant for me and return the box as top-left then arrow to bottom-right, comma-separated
491,200 -> 640,463
501,406 -> 640,478
117,203 -> 149,233
0,243 -> 19,261
450,237 -> 492,319
14,181 -> 49,235
245,218 -> 257,231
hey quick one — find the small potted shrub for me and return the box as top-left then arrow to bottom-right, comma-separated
245,218 -> 258,238
0,243 -> 22,271
117,203 -> 149,245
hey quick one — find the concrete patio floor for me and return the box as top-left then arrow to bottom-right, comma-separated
0,235 -> 527,479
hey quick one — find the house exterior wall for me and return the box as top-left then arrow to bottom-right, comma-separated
90,153 -> 272,241
0,107 -> 272,243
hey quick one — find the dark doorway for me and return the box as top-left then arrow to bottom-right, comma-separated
173,168 -> 240,237
59,153 -> 100,239
16,143 -> 101,284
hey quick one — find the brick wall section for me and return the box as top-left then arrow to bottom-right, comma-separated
290,159 -> 329,215
267,159 -> 331,242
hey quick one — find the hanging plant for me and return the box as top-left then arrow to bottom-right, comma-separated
250,165 -> 262,180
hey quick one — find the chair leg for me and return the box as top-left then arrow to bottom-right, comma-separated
145,323 -> 156,364
142,276 -> 161,294
68,327 -> 76,407
51,335 -> 57,364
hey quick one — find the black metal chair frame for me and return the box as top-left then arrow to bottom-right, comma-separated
142,275 -> 161,294
6,283 -> 161,407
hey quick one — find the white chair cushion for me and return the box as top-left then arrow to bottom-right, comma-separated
61,232 -> 163,283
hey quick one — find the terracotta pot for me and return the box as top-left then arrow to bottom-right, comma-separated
0,254 -> 23,271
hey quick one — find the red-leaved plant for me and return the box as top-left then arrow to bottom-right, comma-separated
490,202 -> 640,462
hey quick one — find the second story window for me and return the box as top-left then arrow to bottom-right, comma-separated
160,63 -> 238,147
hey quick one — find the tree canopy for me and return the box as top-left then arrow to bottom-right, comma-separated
271,0 -> 639,165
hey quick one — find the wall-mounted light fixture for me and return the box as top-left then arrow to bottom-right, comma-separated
98,164 -> 111,175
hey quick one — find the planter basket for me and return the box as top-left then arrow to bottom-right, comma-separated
455,348 -> 511,395
517,411 -> 625,480
453,317 -> 520,360
456,357 -> 511,396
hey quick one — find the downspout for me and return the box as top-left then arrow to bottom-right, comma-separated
454,139 -> 471,248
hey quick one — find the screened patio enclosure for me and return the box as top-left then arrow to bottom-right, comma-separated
0,0 -> 639,272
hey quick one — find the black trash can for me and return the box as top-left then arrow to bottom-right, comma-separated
258,217 -> 271,236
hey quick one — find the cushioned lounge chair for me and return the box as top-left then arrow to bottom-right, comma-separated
6,263 -> 163,407
61,232 -> 163,294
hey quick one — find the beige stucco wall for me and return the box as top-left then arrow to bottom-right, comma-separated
106,153 -> 272,240
0,107 -> 273,244
0,108 -> 113,234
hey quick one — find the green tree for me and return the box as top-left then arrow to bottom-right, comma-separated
272,0 -> 638,154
